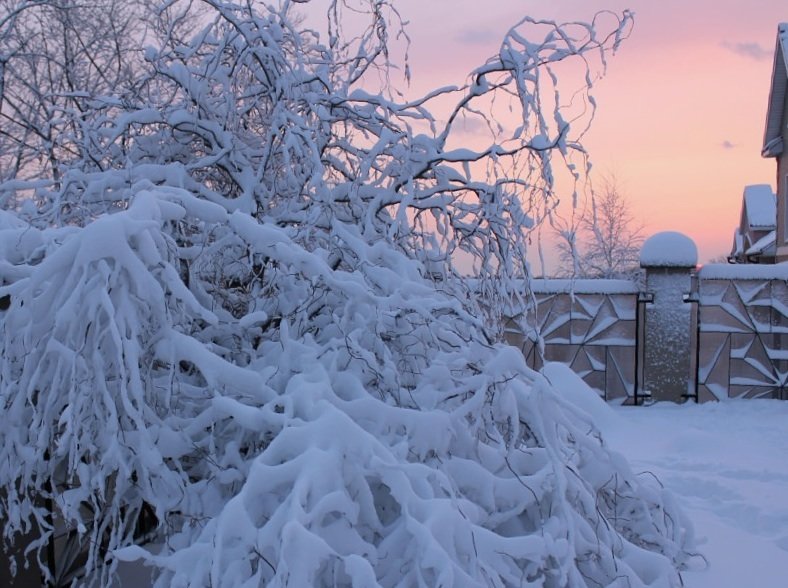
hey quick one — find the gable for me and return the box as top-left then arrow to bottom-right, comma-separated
762,23 -> 788,157
743,184 -> 776,230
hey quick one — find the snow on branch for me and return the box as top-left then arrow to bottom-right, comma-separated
0,2 -> 693,586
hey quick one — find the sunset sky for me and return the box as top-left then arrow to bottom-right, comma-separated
382,1 -> 786,271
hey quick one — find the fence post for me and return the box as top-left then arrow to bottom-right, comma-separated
684,272 -> 701,402
639,232 -> 698,403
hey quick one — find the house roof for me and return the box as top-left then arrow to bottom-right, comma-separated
762,23 -> 788,157
731,227 -> 743,257
742,184 -> 776,230
730,226 -> 776,261
745,229 -> 776,256
730,185 -> 777,261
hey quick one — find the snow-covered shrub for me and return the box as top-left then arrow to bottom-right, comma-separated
0,1 -> 695,586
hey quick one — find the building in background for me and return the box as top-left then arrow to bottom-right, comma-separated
730,184 -> 776,264
761,23 -> 788,262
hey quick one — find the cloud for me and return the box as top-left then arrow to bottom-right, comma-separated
721,41 -> 771,61
455,28 -> 499,46
721,140 -> 736,149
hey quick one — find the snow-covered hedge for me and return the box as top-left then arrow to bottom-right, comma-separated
1,188 -> 694,586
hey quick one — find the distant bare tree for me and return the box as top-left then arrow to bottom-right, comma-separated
0,0 -> 145,185
555,173 -> 644,278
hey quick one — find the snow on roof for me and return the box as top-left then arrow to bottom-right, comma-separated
531,278 -> 638,294
743,184 -> 776,229
745,229 -> 776,256
699,261 -> 788,280
639,231 -> 698,267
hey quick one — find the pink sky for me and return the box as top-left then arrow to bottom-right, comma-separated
389,1 -> 786,270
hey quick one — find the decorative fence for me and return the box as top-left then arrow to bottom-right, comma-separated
512,259 -> 788,403
506,280 -> 638,402
694,264 -> 788,401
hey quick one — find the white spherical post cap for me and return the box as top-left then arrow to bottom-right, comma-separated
640,231 -> 698,267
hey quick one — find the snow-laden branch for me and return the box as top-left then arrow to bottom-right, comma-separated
0,2 -> 694,586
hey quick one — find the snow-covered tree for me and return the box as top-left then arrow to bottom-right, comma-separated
0,2 -> 695,586
554,173 -> 644,279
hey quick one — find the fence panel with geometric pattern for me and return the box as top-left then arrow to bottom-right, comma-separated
697,268 -> 788,401
506,280 -> 639,402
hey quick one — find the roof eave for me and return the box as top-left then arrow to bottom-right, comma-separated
762,136 -> 783,158
762,25 -> 788,158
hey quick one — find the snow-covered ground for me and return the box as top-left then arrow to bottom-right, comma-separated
605,399 -> 788,587
121,386 -> 787,587
542,361 -> 788,587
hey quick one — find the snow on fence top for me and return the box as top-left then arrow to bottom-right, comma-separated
530,278 -> 638,294
639,231 -> 698,268
699,262 -> 788,280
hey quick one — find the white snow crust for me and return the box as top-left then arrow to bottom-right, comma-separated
699,262 -> 788,280
640,231 -> 698,268
531,278 -> 639,294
